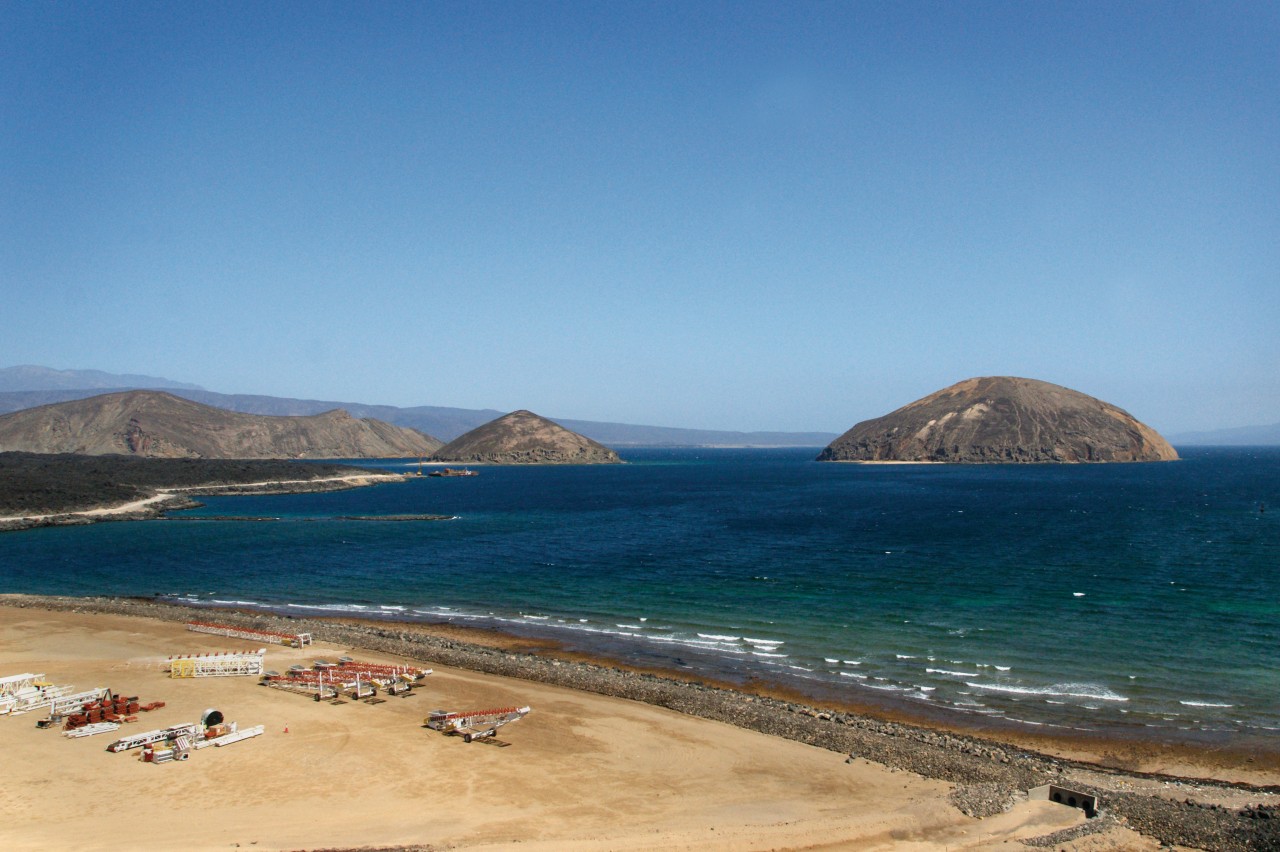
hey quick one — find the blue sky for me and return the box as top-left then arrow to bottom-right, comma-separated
3,2 -> 1276,433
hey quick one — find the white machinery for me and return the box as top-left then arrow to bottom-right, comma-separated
0,673 -> 77,716
105,723 -> 202,753
425,706 -> 531,742
63,722 -> 121,738
168,648 -> 265,678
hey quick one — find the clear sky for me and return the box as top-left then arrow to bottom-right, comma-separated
3,2 -> 1277,434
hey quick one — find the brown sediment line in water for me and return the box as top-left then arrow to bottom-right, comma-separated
3,594 -> 1279,851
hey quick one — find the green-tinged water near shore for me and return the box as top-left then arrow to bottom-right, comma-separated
1,446 -> 1277,746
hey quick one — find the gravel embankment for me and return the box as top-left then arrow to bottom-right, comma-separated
5,594 -> 1278,851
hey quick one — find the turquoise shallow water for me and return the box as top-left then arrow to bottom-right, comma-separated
1,447 -> 1277,743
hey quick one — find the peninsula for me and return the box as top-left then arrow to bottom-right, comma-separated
0,453 -> 405,532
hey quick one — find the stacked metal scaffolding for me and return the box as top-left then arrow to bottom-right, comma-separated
106,723 -> 202,753
168,649 -> 266,678
186,620 -> 312,648
0,672 -> 76,716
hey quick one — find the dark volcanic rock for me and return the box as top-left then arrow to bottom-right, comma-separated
431,409 -> 621,464
0,391 -> 443,459
818,377 -> 1178,464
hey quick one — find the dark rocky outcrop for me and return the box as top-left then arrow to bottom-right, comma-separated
819,377 -> 1178,464
431,409 -> 621,464
0,390 -> 442,459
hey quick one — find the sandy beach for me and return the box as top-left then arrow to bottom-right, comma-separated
2,599 -> 1276,850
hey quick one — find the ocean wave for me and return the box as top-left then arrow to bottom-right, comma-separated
965,681 -> 1129,702
926,668 -> 979,677
697,633 -> 739,642
743,637 -> 784,646
1180,700 -> 1235,708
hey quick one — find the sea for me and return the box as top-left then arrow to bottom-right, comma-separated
2,446 -> 1277,748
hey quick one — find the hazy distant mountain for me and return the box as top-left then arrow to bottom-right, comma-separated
0,391 -> 442,458
0,365 -> 204,393
0,368 -> 834,446
1169,423 -> 1280,446
432,410 -> 622,464
819,376 -> 1179,463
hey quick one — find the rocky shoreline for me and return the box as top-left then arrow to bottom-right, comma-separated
2,593 -> 1277,850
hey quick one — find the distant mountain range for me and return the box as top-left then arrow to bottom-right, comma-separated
0,366 -> 836,447
0,365 -> 204,393
1167,423 -> 1280,447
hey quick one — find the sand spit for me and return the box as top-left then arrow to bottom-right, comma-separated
0,473 -> 405,532
0,595 -> 1277,851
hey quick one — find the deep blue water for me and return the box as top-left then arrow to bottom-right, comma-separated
2,447 -> 1277,743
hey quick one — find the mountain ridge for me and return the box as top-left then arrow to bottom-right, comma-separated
0,390 -> 442,459
0,369 -> 835,446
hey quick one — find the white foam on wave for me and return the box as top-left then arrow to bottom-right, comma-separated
521,614 -> 550,620
286,602 -> 369,612
843,660 -> 861,666
752,651 -> 788,659
1180,700 -> 1235,708
743,637 -> 784,646
698,633 -> 739,642
896,654 -> 916,659
212,599 -> 264,607
839,671 -> 867,679
927,668 -> 979,677
824,658 -> 839,664
616,624 -> 643,630
965,681 -> 1129,702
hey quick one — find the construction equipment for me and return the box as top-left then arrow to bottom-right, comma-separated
0,673 -> 77,716
106,723 -> 201,753
425,706 -> 531,742
168,648 -> 265,678
63,722 -> 121,738
187,621 -> 312,647
262,657 -> 430,700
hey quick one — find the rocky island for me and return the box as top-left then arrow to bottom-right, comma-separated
431,409 -> 622,464
819,376 -> 1179,464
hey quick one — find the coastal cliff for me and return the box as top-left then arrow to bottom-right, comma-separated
819,377 -> 1179,464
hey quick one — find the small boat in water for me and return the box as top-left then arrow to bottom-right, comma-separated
429,467 -> 478,477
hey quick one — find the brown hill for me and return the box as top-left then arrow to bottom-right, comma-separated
431,410 -> 621,464
818,377 -> 1179,464
0,391 -> 443,459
